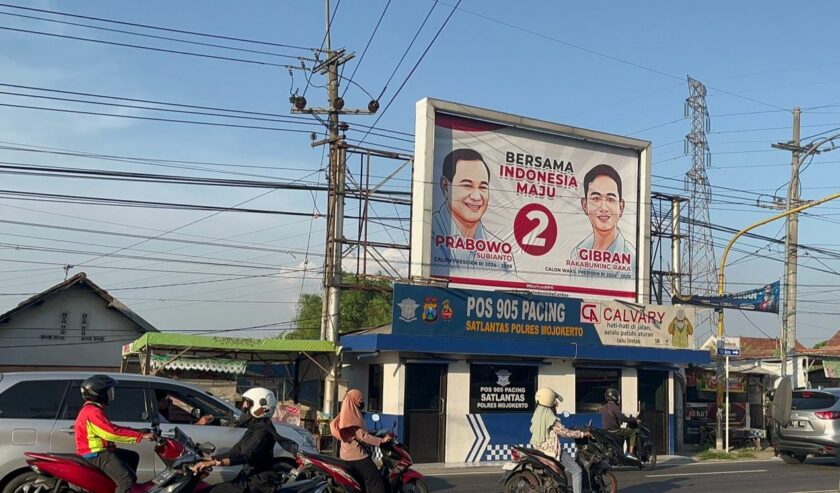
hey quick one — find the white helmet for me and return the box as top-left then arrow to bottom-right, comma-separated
535,387 -> 561,407
241,387 -> 277,417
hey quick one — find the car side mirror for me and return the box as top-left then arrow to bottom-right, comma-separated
151,419 -> 160,428
198,442 -> 216,454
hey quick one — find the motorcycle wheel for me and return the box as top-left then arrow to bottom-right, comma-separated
504,471 -> 540,493
595,471 -> 618,493
641,443 -> 657,470
2,474 -> 68,493
401,479 -> 429,493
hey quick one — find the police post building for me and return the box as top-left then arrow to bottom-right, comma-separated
340,99 -> 709,463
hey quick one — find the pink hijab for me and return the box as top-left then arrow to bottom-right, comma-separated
330,389 -> 365,442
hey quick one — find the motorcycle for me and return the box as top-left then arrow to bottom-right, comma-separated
370,414 -> 427,493
290,414 -> 426,493
23,423 -> 327,493
598,416 -> 657,470
500,425 -> 617,493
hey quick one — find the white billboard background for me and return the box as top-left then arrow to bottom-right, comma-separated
424,108 -> 643,299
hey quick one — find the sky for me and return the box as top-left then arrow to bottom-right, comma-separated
1,0 -> 840,346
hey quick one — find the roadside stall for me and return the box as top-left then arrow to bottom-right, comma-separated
120,332 -> 337,447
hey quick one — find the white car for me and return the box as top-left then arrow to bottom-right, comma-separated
0,372 -> 318,493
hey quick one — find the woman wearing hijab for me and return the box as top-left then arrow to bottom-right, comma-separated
330,389 -> 391,493
530,388 -> 589,493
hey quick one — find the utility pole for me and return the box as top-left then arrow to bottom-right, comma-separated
289,0 -> 378,417
773,107 -> 801,388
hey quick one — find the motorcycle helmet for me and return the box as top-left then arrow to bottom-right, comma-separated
535,387 -> 561,407
241,387 -> 277,418
605,387 -> 620,404
81,374 -> 117,405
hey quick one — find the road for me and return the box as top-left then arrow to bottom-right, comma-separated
423,458 -> 840,493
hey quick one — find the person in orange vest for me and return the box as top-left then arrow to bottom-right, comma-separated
75,375 -> 154,493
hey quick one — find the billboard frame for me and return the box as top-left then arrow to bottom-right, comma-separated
411,98 -> 653,303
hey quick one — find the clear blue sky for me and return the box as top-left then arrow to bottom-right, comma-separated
1,0 -> 839,345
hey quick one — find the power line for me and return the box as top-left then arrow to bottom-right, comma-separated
376,0 -> 438,101
342,0 -> 392,98
0,10 -> 312,61
0,26 -> 298,67
0,2 -> 314,50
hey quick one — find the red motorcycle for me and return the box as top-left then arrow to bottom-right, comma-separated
23,425 -> 329,493
23,425 -> 214,493
372,428 -> 427,493
289,414 -> 426,493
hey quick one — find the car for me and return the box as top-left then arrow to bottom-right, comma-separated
0,372 -> 318,493
774,388 -> 840,465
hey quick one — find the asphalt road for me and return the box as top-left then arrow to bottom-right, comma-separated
423,457 -> 840,493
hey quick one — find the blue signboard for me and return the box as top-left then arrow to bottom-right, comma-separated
672,281 -> 780,314
393,284 -> 602,345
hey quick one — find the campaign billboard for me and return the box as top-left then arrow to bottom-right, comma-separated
411,99 -> 652,301
392,284 -> 696,350
672,280 -> 780,314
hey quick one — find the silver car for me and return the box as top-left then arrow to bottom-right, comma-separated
0,372 -> 318,493
775,388 -> 840,464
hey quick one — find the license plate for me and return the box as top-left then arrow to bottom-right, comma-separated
502,462 -> 517,471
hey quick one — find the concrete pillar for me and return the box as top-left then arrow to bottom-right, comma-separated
444,361 -> 471,462
621,368 -> 639,415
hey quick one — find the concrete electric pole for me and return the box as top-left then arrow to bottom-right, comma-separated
773,107 -> 801,387
289,0 -> 379,416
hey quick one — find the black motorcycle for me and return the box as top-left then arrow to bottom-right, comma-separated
598,417 -> 657,470
499,429 -> 617,493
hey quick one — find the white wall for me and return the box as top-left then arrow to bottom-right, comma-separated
538,360 -> 576,413
0,285 -> 149,368
621,368 -> 639,415
444,361 -> 471,462
381,353 -> 405,416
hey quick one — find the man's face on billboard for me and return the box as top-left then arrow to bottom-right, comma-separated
443,159 -> 489,226
581,174 -> 625,234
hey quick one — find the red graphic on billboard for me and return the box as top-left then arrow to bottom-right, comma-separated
514,203 -> 557,256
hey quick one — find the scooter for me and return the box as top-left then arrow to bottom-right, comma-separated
24,424 -> 328,493
370,414 -> 427,493
289,414 -> 426,493
23,424 -> 214,493
598,416 -> 657,470
499,430 -> 617,493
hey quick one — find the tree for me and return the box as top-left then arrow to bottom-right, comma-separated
285,276 -> 392,340
813,340 -> 829,349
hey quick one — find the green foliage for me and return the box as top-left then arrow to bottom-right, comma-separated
813,340 -> 828,349
284,275 -> 392,340
697,446 -> 757,460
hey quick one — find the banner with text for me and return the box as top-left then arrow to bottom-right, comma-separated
672,280 -> 780,314
393,284 -> 696,349
413,101 -> 650,301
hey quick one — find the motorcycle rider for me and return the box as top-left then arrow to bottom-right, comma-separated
331,389 -> 392,493
530,388 -> 589,493
193,387 -> 298,493
599,388 -> 638,457
74,375 -> 155,493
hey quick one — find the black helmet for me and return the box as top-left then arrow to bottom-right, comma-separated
81,374 -> 117,405
605,388 -> 620,403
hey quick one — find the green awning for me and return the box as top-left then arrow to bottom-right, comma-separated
150,354 -> 248,375
126,332 -> 337,356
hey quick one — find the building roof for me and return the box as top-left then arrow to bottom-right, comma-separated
822,330 -> 840,348
738,336 -> 807,359
126,332 -> 337,358
0,272 -> 158,333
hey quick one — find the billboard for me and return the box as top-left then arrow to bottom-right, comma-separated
672,280 -> 780,314
411,99 -> 652,301
393,283 -> 696,350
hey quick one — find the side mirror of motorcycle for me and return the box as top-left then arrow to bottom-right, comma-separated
151,419 -> 160,429
198,442 -> 216,454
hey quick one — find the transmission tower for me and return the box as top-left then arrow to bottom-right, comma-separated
682,77 -> 717,341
